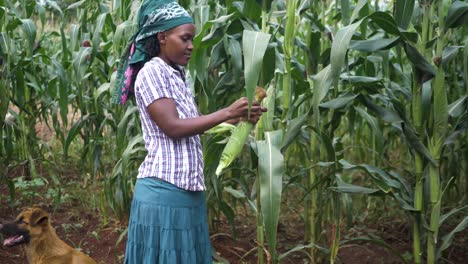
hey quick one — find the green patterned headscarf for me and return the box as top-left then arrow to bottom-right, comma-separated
112,0 -> 193,104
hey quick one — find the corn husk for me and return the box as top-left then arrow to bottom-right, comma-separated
215,87 -> 266,175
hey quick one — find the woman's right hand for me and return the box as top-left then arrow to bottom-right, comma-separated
225,97 -> 267,124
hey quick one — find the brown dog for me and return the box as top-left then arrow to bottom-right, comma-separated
0,207 -> 96,264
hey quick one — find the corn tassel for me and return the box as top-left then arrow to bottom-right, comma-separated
215,87 -> 267,176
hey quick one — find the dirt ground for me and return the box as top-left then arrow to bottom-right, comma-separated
1,179 -> 466,264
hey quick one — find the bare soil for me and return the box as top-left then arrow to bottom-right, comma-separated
1,177 -> 466,264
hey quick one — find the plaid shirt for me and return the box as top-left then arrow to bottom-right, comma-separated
134,57 -> 205,191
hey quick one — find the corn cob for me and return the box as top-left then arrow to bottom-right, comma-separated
205,122 -> 236,135
215,87 -> 267,176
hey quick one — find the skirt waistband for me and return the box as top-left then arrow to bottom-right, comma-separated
134,177 -> 205,207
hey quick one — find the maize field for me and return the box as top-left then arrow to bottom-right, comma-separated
0,0 -> 467,263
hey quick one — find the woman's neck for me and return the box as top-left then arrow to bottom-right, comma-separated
157,55 -> 177,69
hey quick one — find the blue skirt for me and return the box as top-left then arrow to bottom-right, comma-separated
124,178 -> 212,264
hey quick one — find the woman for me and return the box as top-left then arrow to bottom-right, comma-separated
113,1 -> 266,263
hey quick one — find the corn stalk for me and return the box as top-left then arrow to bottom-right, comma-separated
282,0 -> 297,121
426,1 -> 447,262
412,1 -> 431,262
306,0 -> 326,261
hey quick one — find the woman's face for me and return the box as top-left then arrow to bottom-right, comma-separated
158,23 -> 195,67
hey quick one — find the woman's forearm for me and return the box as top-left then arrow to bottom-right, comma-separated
162,109 -> 231,139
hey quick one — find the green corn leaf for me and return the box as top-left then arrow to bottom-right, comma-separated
189,12 -> 236,85
354,106 -> 383,151
368,12 -> 418,43
319,129 -> 336,162
298,3 -> 312,21
69,24 -> 81,52
121,135 -> 145,174
368,11 -> 400,35
0,6 -> 6,20
350,37 -> 400,52
94,82 -> 111,106
262,84 -> 276,132
350,0 -> 368,24
66,0 -> 86,10
0,32 -> 10,54
279,243 -> 330,261
208,41 -> 224,70
341,75 -> 385,90
224,186 -> 258,212
261,43 -> 276,85
224,187 -> 247,199
45,0 -> 63,17
20,19 -> 36,54
437,217 -> 468,259
394,0 -> 415,30
442,46 -> 463,67
233,0 -> 262,21
35,4 -> 46,29
312,64 -> 332,108
281,113 -> 309,152
213,71 -> 236,95
113,20 -> 135,51
448,95 -> 467,117
330,19 -> 363,88
341,0 -> 350,25
60,22 -> 69,63
339,159 -> 397,193
193,5 -> 209,35
117,106 -> 139,154
14,68 -> 26,108
320,93 -> 357,109
388,171 -> 413,199
51,58 -> 68,129
5,15 -> 22,32
403,42 -> 437,84
226,37 -> 243,72
330,181 -> 384,195
440,206 -> 468,225
312,19 -> 363,110
445,1 -> 468,30
115,228 -> 128,247
242,30 -> 271,109
64,114 -> 92,157
338,160 -> 417,210
455,112 -> 468,132
73,46 -> 92,81
359,95 -> 402,123
258,130 -> 284,263
92,13 -> 111,49
400,122 -> 437,165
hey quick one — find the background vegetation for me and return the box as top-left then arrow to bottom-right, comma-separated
1,0 -> 467,263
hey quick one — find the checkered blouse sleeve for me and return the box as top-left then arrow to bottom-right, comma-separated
136,62 -> 174,108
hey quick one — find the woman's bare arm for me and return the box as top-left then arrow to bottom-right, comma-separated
147,97 -> 266,139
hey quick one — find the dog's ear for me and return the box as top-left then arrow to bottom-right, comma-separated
30,208 -> 49,227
